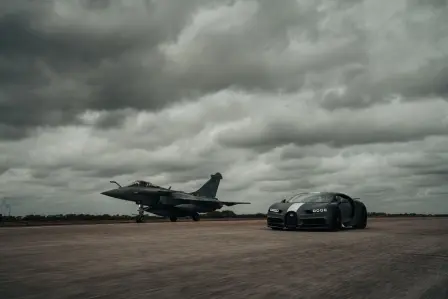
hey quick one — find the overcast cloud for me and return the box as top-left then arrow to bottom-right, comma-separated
0,0 -> 447,216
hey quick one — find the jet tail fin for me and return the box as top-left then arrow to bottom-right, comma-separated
190,172 -> 223,198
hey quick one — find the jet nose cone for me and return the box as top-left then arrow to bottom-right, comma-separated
101,189 -> 120,198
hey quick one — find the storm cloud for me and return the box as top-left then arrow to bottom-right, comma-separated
0,0 -> 447,215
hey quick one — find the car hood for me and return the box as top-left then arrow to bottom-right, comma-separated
268,202 -> 332,214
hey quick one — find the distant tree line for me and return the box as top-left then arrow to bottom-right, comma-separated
0,211 -> 447,223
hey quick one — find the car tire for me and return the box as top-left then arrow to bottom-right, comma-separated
329,209 -> 342,231
354,207 -> 367,229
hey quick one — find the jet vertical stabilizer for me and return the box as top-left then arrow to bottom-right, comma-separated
191,172 -> 223,198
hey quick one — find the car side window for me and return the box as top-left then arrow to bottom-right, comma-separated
334,195 -> 346,203
339,196 -> 349,204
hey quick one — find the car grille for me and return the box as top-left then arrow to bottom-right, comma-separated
268,217 -> 283,223
301,218 -> 327,226
284,212 -> 297,227
267,217 -> 283,227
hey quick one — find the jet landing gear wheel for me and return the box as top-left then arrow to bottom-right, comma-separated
192,213 -> 200,222
169,216 -> 178,222
136,204 -> 145,223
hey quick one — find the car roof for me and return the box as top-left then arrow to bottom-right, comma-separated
298,191 -> 350,197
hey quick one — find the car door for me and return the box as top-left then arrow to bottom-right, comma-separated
336,195 -> 351,223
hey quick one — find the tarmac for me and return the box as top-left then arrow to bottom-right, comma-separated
0,218 -> 447,299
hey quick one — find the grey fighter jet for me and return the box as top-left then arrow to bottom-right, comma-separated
101,172 -> 250,222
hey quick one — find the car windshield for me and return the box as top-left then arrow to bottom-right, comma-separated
286,193 -> 334,203
127,180 -> 155,188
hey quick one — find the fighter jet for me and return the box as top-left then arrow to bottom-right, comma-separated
100,172 -> 250,222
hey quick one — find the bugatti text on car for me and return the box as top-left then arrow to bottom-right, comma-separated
266,192 -> 367,231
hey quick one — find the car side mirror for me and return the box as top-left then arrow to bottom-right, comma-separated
281,199 -> 286,203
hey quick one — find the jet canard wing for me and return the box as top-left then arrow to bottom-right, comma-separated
132,187 -> 174,195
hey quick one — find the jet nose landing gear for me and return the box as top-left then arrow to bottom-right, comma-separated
136,204 -> 145,223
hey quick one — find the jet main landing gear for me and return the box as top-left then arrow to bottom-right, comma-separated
168,213 -> 199,222
192,213 -> 200,222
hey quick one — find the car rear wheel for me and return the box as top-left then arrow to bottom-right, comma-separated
354,207 -> 367,229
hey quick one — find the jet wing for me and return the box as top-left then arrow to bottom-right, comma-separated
172,193 -> 251,206
172,192 -> 216,201
218,201 -> 251,206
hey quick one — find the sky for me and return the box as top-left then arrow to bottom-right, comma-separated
0,0 -> 447,216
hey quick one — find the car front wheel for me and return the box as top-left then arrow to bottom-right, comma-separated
329,209 -> 342,231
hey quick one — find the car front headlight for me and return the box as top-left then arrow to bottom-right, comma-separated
312,208 -> 327,213
269,208 -> 280,213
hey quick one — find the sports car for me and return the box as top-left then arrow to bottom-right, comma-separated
266,192 -> 367,231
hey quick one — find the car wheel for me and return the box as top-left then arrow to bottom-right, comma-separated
329,209 -> 342,231
355,207 -> 367,229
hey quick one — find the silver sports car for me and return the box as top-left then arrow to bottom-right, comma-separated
267,192 -> 367,231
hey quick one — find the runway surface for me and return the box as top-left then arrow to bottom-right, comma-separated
0,218 -> 447,299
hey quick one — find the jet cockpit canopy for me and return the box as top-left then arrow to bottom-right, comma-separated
127,180 -> 156,188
